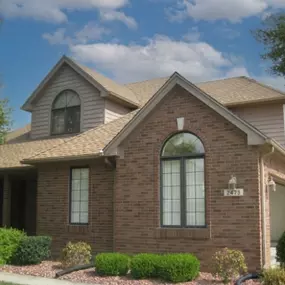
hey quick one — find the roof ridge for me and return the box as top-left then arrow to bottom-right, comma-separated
197,76 -> 247,85
125,76 -> 170,86
241,76 -> 285,97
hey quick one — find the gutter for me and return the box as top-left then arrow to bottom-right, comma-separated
21,151 -> 104,165
260,145 -> 275,268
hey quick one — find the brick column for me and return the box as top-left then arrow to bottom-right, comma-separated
2,174 -> 11,227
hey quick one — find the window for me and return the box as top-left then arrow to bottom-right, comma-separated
51,90 -> 80,135
161,132 -> 205,227
70,168 -> 89,224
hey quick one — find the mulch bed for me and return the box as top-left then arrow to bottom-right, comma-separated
0,261 -> 261,285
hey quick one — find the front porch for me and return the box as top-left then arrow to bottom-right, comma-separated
0,170 -> 37,235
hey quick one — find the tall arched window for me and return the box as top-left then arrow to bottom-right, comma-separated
161,132 -> 205,227
51,90 -> 81,135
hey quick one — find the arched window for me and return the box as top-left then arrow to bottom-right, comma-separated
51,90 -> 81,135
161,132 -> 205,227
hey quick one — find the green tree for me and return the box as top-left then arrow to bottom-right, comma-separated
254,13 -> 285,76
0,19 -> 13,144
0,98 -> 12,144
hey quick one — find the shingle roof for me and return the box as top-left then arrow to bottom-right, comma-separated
3,71 -> 285,169
126,77 -> 170,105
198,76 -> 285,106
5,124 -> 31,143
0,136 -> 68,169
74,60 -> 140,107
22,111 -> 138,164
126,76 -> 285,106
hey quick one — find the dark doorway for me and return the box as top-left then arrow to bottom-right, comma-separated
10,179 -> 26,231
10,174 -> 37,235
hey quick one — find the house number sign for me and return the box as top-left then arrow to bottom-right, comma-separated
223,189 -> 244,197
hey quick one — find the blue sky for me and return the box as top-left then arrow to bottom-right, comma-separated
1,0 -> 285,129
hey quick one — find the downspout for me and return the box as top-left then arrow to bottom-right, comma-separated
260,146 -> 274,268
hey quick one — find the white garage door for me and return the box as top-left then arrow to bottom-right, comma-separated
270,184 -> 285,243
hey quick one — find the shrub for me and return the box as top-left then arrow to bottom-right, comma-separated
212,248 -> 247,284
277,231 -> 285,267
262,267 -> 285,285
0,228 -> 26,264
130,253 -> 161,279
95,253 -> 130,276
12,236 -> 52,265
61,241 -> 92,268
157,253 -> 200,283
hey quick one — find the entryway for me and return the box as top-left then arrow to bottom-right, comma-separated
10,175 -> 37,235
270,183 -> 285,265
270,183 -> 285,243
0,171 -> 37,236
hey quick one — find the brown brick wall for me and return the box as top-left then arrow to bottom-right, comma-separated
114,85 -> 262,271
37,158 -> 114,256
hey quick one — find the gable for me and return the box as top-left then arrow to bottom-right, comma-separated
115,85 -> 253,159
104,73 -> 268,156
30,63 -> 104,139
22,56 -> 139,112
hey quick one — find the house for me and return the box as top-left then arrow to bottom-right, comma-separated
1,55 -> 285,271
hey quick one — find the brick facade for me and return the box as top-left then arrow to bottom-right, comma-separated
114,85 -> 262,271
36,158 -> 114,256
34,85 -> 267,270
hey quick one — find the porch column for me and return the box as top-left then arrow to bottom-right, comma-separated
2,174 -> 11,227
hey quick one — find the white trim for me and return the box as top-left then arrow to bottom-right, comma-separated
104,73 -> 267,155
177,117 -> 184,130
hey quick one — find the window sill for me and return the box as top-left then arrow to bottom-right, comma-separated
67,224 -> 90,234
154,227 -> 211,240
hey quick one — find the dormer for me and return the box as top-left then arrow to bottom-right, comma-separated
21,56 -> 139,140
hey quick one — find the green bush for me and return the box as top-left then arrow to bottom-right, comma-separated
95,253 -> 130,276
12,236 -> 52,265
262,267 -> 285,285
157,253 -> 200,283
130,253 -> 161,279
212,248 -> 247,284
61,241 -> 92,268
0,228 -> 26,264
277,231 -> 285,267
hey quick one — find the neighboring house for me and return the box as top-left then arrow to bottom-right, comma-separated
1,56 -> 285,271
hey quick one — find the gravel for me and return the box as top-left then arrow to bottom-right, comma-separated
0,262 -> 262,285
0,261 -> 61,278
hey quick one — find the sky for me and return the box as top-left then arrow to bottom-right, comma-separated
1,0 -> 285,129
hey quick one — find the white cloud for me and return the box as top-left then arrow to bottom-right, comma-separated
43,28 -> 72,45
100,10 -> 138,29
225,67 -> 250,78
0,0 -> 128,23
75,23 -> 110,43
255,75 -> 285,91
182,27 -> 201,42
69,35 -> 250,83
43,23 -> 109,45
167,0 -> 285,22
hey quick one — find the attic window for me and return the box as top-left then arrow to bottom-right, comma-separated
51,90 -> 81,135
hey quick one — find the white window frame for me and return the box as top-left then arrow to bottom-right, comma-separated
70,168 -> 89,224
